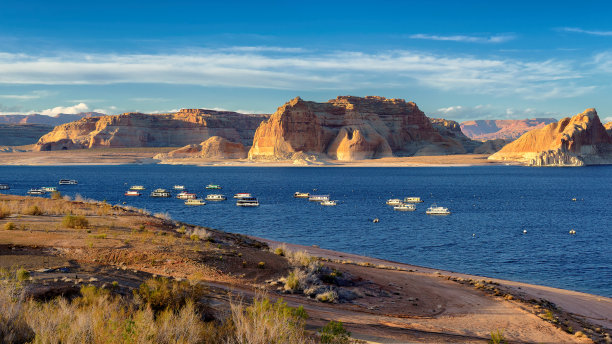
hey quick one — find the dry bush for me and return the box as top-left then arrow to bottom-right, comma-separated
50,191 -> 62,200
4,222 -> 16,231
62,215 -> 89,229
24,205 -> 43,215
0,205 -> 10,219
285,249 -> 317,268
284,268 -> 307,293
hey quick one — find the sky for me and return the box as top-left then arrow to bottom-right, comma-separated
1,0 -> 612,122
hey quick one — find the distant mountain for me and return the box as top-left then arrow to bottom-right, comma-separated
0,112 -> 104,126
0,124 -> 54,146
460,118 -> 557,141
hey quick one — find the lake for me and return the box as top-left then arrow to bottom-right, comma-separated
1,164 -> 610,297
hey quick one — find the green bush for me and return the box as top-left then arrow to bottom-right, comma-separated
4,222 -> 16,231
258,261 -> 266,269
319,320 -> 351,344
274,247 -> 285,256
62,215 -> 89,229
190,234 -> 200,241
16,268 -> 30,282
489,329 -> 507,344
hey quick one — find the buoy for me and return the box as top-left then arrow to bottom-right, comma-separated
373,218 -> 379,223
472,233 -> 475,237
572,198 -> 577,201
569,229 -> 576,235
523,230 -> 527,234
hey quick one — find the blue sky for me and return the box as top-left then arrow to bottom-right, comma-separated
1,0 -> 612,122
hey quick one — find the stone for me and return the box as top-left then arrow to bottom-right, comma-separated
249,96 -> 468,161
488,109 -> 612,166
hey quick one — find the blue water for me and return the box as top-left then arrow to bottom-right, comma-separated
0,165 -> 610,297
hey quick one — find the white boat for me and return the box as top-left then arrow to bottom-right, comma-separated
294,192 -> 310,198
308,195 -> 329,202
177,191 -> 196,199
404,197 -> 423,203
173,185 -> 185,190
394,203 -> 416,211
150,188 -> 171,197
386,198 -> 403,206
130,185 -> 146,190
125,190 -> 141,196
320,200 -> 337,206
58,179 -> 78,185
41,186 -> 57,192
426,204 -> 450,215
27,189 -> 45,195
0,184 -> 9,190
206,194 -> 226,201
206,184 -> 222,190
234,193 -> 252,199
185,198 -> 206,206
236,197 -> 259,207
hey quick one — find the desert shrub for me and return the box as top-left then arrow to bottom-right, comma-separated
257,262 -> 266,269
178,225 -> 186,234
489,329 -> 507,344
24,205 -> 43,216
286,249 -> 317,268
50,191 -> 62,200
62,215 -> 89,229
190,234 -> 200,241
0,206 -> 9,219
230,295 -> 312,344
284,269 -> 307,293
4,222 -> 16,231
316,290 -> 338,303
133,277 -> 211,317
319,320 -> 351,344
274,245 -> 286,256
16,268 -> 30,282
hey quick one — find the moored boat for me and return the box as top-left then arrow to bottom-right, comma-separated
41,186 -> 57,192
125,190 -> 141,196
177,191 -> 196,199
205,194 -> 226,201
308,195 -> 329,202
394,203 -> 416,211
59,179 -> 78,185
386,198 -> 402,206
404,197 -> 423,203
426,204 -> 450,215
294,192 -> 310,198
173,185 -> 185,190
27,189 -> 45,195
0,184 -> 9,190
320,200 -> 337,206
206,184 -> 222,190
130,185 -> 146,190
185,198 -> 206,206
150,188 -> 171,197
234,193 -> 252,199
236,197 -> 259,207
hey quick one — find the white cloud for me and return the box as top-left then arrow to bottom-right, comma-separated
40,102 -> 89,116
435,104 -> 560,122
561,27 -> 612,37
0,90 -> 51,100
408,33 -> 515,43
0,48 -> 599,100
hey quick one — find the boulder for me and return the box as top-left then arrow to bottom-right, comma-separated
488,109 -> 612,166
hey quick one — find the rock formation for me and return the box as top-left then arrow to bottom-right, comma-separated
460,118 -> 557,141
488,109 -> 612,166
0,112 -> 102,126
605,122 -> 612,137
473,139 -> 507,154
159,136 -> 248,160
0,124 -> 54,146
248,96 -> 469,161
429,118 -> 480,153
34,110 -> 268,151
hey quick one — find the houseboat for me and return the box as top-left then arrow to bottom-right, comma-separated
185,198 -> 206,206
426,204 -> 451,215
27,189 -> 45,195
236,197 -> 259,207
125,190 -> 141,196
293,192 -> 310,198
386,198 -> 403,206
58,179 -> 78,185
233,193 -> 252,199
150,189 -> 171,197
41,187 -> 57,192
320,200 -> 337,206
394,203 -> 416,211
173,185 -> 185,190
177,191 -> 196,199
205,194 -> 226,201
130,185 -> 146,190
206,184 -> 222,190
308,195 -> 330,202
0,184 -> 10,190
404,197 -> 423,203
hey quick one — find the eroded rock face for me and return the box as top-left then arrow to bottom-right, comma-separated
34,110 -> 268,151
249,96 -> 467,161
158,136 -> 247,161
488,109 -> 612,166
461,118 -> 557,141
473,139 -> 508,154
429,118 -> 480,153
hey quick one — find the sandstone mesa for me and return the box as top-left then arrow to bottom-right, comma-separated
488,108 -> 612,166
460,118 -> 557,141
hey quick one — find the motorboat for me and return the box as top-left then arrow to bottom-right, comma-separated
386,198 -> 403,206
27,189 -> 45,195
125,190 -> 141,196
320,200 -> 337,206
205,194 -> 226,201
293,192 -> 310,198
0,184 -> 9,190
177,191 -> 196,199
308,195 -> 329,202
130,185 -> 146,190
426,204 -> 450,215
58,179 -> 78,185
236,197 -> 259,207
150,188 -> 171,197
404,197 -> 423,203
173,185 -> 185,190
234,193 -> 252,199
206,184 -> 222,190
185,198 -> 206,206
394,203 -> 416,211
41,186 -> 57,192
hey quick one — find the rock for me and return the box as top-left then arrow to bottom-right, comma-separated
34,110 -> 268,151
429,118 -> 480,153
0,124 -> 55,146
488,109 -> 612,166
461,118 -> 557,141
473,139 -> 508,154
605,122 -> 612,137
200,136 -> 247,159
249,96 -> 466,161
0,112 -> 102,126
